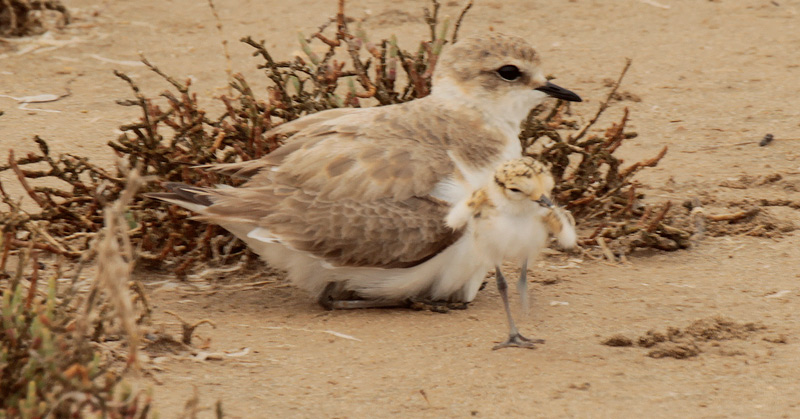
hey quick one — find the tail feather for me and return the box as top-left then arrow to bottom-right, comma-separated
146,182 -> 214,213
197,160 -> 272,179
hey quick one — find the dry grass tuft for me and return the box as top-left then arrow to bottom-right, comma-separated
0,162 -> 152,417
92,163 -> 148,367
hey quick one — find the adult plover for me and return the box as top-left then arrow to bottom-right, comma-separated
150,33 -> 581,309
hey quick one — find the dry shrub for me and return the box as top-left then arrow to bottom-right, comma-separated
519,60 -> 684,256
0,0 -> 70,37
1,0 -> 479,275
1,0 -> 689,273
0,164 -> 152,417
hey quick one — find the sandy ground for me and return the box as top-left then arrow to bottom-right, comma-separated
2,0 -> 800,417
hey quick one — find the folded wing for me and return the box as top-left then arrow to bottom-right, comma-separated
190,184 -> 463,268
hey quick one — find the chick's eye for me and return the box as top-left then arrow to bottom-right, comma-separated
497,65 -> 521,81
508,187 -> 522,193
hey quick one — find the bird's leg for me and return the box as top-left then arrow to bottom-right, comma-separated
318,283 -> 402,310
493,266 -> 544,350
517,258 -> 530,316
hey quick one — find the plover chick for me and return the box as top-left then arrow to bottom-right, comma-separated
150,33 -> 581,309
446,157 -> 576,349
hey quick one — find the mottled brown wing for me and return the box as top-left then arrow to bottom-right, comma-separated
206,108 -> 368,179
210,97 -> 503,202
198,184 -> 463,269
268,107 -> 367,137
192,98 -> 503,267
255,100 -> 456,202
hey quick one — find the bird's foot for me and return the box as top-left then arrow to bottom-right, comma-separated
492,333 -> 545,350
406,298 -> 470,313
318,283 -> 401,310
321,298 -> 402,310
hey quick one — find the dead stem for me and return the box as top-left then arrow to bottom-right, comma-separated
646,201 -> 672,233
423,0 -> 441,43
24,249 -> 38,308
8,149 -> 48,208
452,1 -> 474,43
206,0 -> 234,95
570,58 -> 632,144
707,208 -> 760,222
165,310 -> 217,345
140,55 -> 188,93
93,163 -> 148,367
619,145 -> 668,178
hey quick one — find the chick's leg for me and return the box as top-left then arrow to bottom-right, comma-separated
493,266 -> 544,350
517,259 -> 530,316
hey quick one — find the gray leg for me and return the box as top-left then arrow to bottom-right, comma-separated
516,259 -> 530,316
493,266 -> 544,350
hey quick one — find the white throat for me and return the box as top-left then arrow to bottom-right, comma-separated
432,78 -> 549,137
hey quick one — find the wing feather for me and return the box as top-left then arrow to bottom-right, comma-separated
207,97 -> 506,203
197,184 -> 463,269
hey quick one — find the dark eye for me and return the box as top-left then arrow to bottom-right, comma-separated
497,65 -> 521,81
508,187 -> 522,193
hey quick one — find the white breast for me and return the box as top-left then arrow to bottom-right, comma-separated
472,202 -> 551,266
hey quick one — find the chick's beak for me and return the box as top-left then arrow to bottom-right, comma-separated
535,195 -> 554,208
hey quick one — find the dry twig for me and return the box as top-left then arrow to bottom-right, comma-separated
571,58 -> 632,143
165,310 -> 217,345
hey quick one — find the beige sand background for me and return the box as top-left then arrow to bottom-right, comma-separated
2,0 -> 800,417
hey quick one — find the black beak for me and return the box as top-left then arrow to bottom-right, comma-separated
535,81 -> 582,102
536,195 -> 554,208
